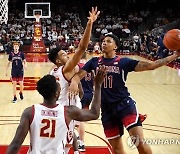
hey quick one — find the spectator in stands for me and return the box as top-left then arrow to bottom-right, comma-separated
0,42 -> 4,53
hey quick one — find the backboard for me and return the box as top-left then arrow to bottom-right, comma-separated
25,2 -> 51,19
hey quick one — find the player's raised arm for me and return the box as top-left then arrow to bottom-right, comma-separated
66,66 -> 106,123
64,7 -> 100,73
135,50 -> 180,72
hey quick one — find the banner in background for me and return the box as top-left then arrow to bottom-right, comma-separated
30,20 -> 46,53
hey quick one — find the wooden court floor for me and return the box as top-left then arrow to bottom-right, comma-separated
0,53 -> 180,154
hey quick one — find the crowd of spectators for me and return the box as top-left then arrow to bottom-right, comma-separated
0,0 -> 179,67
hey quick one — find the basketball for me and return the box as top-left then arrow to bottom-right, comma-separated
163,29 -> 180,50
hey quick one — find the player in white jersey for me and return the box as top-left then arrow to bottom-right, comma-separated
48,7 -> 100,153
50,65 -> 82,153
6,66 -> 106,154
50,65 -> 82,107
27,104 -> 67,154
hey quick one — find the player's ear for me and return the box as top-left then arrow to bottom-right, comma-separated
56,59 -> 61,64
114,46 -> 117,50
55,91 -> 59,97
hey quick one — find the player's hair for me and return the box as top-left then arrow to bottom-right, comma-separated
48,46 -> 62,64
36,75 -> 58,100
104,33 -> 120,50
12,41 -> 20,46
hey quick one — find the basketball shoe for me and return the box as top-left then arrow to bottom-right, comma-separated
12,96 -> 17,103
19,92 -> 24,100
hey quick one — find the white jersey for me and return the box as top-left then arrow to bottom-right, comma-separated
50,66 -> 82,108
27,104 -> 68,154
50,66 -> 82,152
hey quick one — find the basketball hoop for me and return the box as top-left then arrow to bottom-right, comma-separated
34,14 -> 41,23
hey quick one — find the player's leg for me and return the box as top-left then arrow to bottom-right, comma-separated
19,80 -> 24,100
11,71 -> 17,102
72,132 -> 79,154
101,104 -> 126,154
77,122 -> 85,151
108,137 -> 126,154
12,80 -> 17,103
121,97 -> 152,154
128,126 -> 152,154
18,71 -> 24,100
77,92 -> 93,151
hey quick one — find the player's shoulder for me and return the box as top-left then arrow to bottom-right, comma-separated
19,51 -> 25,56
119,57 -> 136,63
50,66 -> 62,74
9,51 -> 13,55
91,56 -> 99,61
22,106 -> 33,118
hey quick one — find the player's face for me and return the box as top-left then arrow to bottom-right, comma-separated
56,50 -> 69,65
13,44 -> 19,53
101,37 -> 116,53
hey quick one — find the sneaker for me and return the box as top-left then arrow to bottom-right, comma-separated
139,114 -> 147,123
12,96 -> 17,103
19,93 -> 24,100
78,144 -> 85,152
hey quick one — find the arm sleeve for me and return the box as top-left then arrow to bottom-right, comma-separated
121,57 -> 139,72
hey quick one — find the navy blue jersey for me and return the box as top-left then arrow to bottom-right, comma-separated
8,51 -> 25,70
82,56 -> 139,104
79,63 -> 93,93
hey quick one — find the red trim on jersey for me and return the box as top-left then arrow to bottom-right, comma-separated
64,106 -> 69,129
62,66 -> 71,83
98,56 -> 103,63
29,105 -> 35,126
40,103 -> 59,108
115,56 -> 121,62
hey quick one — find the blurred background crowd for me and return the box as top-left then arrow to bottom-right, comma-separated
0,0 -> 179,64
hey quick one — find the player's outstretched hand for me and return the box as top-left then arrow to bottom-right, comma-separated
87,6 -> 100,23
94,65 -> 106,86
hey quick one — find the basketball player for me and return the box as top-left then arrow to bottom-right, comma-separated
76,52 -> 94,152
6,66 -> 106,154
69,33 -> 180,154
5,42 -> 27,103
48,7 -> 100,153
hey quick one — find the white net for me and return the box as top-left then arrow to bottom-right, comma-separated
34,14 -> 41,23
0,0 -> 8,24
